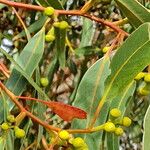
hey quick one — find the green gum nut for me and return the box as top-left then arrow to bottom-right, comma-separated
110,108 -> 121,118
53,22 -> 61,28
7,115 -> 16,123
14,127 -> 25,138
1,123 -> 9,130
40,77 -> 49,87
72,137 -> 85,148
104,122 -> 116,132
44,7 -> 55,16
134,72 -> 145,80
144,74 -> 150,82
59,21 -> 69,29
45,34 -> 55,42
115,127 -> 124,136
122,117 -> 132,127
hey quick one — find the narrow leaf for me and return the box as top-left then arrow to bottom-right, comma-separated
79,18 -> 95,48
115,0 -> 150,28
107,81 -> 136,150
143,104 -> 150,150
55,28 -> 66,68
71,55 -> 111,150
0,28 -> 46,117
13,16 -> 47,40
18,97 -> 87,122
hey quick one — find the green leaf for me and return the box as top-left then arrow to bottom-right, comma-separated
107,133 -> 119,150
110,81 -> 136,113
115,0 -> 150,28
79,18 -> 95,48
72,55 -> 111,150
95,23 -> 150,132
107,81 -> 136,150
45,57 -> 58,92
143,104 -> 150,150
75,46 -> 99,57
5,130 -> 14,150
95,23 -> 150,148
0,137 -> 5,150
0,48 -> 48,99
72,23 -> 150,149
104,23 -> 150,100
55,28 -> 66,68
0,28 -> 47,115
13,16 -> 47,40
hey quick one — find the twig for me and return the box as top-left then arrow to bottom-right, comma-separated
0,81 -> 60,132
0,0 -> 128,36
12,7 -> 31,41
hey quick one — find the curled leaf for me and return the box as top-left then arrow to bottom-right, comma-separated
17,96 -> 87,122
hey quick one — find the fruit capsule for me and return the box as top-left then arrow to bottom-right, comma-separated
102,46 -> 110,53
134,72 -> 145,80
104,122 -> 116,132
45,34 -> 55,42
14,127 -> 25,138
122,117 -> 132,127
110,108 -> 121,118
1,123 -> 9,130
44,7 -> 55,16
144,74 -> 150,82
40,77 -> 49,87
58,130 -> 70,140
115,127 -> 124,136
72,137 -> 85,148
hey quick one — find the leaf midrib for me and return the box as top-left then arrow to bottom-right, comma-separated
104,39 -> 150,100
116,0 -> 149,24
11,29 -> 44,93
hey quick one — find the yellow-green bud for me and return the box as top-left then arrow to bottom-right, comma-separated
144,74 -> 150,82
53,22 -> 61,28
40,77 -> 49,87
115,127 -> 124,136
72,137 -> 85,148
58,130 -> 70,140
102,46 -> 110,53
110,108 -> 121,118
104,122 -> 116,132
59,21 -> 69,29
45,34 -> 55,42
122,117 -> 132,127
7,115 -> 15,123
134,72 -> 145,80
138,88 -> 150,96
44,7 -> 55,16
1,123 -> 9,130
14,127 -> 25,138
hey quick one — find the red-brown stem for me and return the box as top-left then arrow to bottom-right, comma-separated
0,63 -> 10,78
0,81 -> 25,111
0,0 -> 44,11
0,81 -> 60,132
0,0 -> 129,36
0,82 -> 104,134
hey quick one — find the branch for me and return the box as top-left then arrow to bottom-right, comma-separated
0,0 -> 129,36
0,81 -> 60,132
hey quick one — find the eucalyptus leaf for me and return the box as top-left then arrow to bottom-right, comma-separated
72,55 -> 111,150
54,28 -> 66,68
143,104 -> 150,150
115,0 -> 150,28
79,18 -> 95,48
13,16 -> 47,40
0,28 -> 47,120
